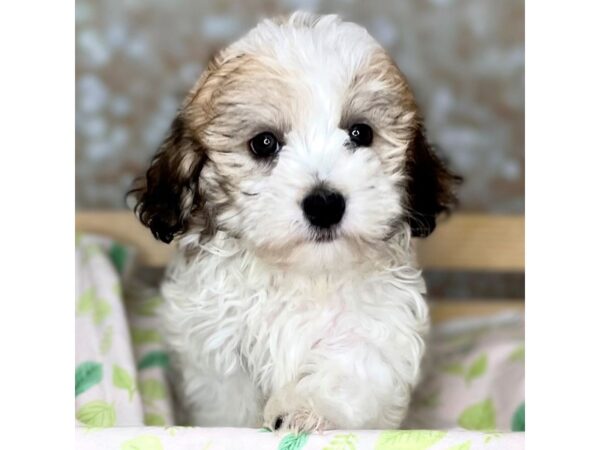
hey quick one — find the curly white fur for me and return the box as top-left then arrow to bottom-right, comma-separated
162,228 -> 429,430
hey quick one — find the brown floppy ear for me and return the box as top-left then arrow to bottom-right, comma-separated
129,114 -> 206,243
404,125 -> 462,238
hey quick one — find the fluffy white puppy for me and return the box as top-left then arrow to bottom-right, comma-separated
131,12 -> 460,432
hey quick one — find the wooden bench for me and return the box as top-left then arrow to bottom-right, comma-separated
76,212 -> 524,322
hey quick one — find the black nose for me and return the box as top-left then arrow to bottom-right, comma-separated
302,187 -> 346,229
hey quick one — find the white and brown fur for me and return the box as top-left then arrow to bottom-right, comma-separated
131,12 -> 460,432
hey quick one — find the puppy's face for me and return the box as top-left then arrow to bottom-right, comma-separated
132,13 -> 460,270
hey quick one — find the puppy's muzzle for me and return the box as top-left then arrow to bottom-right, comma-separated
302,186 -> 345,229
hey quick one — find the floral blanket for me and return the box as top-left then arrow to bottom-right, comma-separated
75,234 -> 525,449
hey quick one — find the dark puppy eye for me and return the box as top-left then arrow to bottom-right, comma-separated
348,124 -> 373,147
249,132 -> 280,157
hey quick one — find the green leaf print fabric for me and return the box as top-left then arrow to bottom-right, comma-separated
278,432 -> 309,450
75,361 -> 103,396
138,351 -> 170,370
511,403 -> 525,432
375,430 -> 446,450
76,428 -> 524,449
75,232 -> 524,449
406,314 -> 524,433
113,364 -> 137,401
75,235 -> 145,425
121,435 -> 164,450
76,401 -> 116,427
458,399 -> 496,431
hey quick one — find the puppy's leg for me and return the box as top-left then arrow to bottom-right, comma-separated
264,343 -> 420,432
177,364 -> 263,427
263,382 -> 335,433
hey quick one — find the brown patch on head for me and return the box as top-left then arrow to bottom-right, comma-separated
403,125 -> 462,237
174,51 -> 296,164
130,49 -> 298,243
340,50 -> 419,183
341,50 -> 418,134
185,53 -> 297,227
129,114 -> 208,243
342,49 -> 461,238
129,52 -> 246,244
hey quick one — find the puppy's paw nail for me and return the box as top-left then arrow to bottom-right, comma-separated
273,415 -> 285,431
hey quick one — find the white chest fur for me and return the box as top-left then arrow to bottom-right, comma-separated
160,233 -> 430,428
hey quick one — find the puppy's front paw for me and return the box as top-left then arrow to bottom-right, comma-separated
264,387 -> 333,433
266,409 -> 332,433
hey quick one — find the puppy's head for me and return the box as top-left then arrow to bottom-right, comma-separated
131,13 -> 460,269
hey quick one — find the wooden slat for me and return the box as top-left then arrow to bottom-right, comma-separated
416,214 -> 524,272
430,300 -> 524,323
76,211 -> 173,267
76,212 -> 524,271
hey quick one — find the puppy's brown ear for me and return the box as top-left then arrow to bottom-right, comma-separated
129,115 -> 206,243
404,125 -> 462,238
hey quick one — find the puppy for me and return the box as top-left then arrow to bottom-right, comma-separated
131,12 -> 459,432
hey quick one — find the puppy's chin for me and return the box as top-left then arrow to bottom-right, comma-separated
251,240 -> 351,273
308,227 -> 340,244
249,230 -> 404,275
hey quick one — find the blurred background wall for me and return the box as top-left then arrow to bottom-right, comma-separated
76,0 -> 523,212
76,0 -> 524,297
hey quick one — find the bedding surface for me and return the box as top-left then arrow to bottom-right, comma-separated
75,234 -> 524,449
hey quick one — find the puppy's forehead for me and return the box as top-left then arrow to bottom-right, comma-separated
230,16 -> 393,93
189,13 -> 415,142
229,13 -> 380,81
